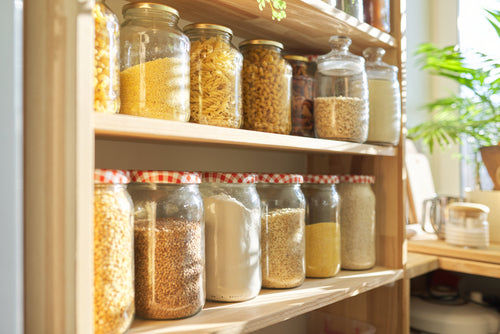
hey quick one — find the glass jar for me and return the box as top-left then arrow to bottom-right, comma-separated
240,40 -> 292,134
93,169 -> 134,334
128,171 -> 204,320
336,0 -> 363,21
446,202 -> 490,249
184,23 -> 243,128
120,3 -> 190,121
363,47 -> 401,145
93,0 -> 120,114
337,175 -> 376,270
256,173 -> 306,288
363,0 -> 390,32
285,55 -> 315,137
200,173 -> 261,302
302,174 -> 341,278
315,36 -> 369,142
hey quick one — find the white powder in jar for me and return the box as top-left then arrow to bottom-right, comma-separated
367,79 -> 401,145
204,193 -> 261,302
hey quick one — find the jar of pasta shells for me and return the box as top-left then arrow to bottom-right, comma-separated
128,171 -> 205,320
240,40 -> 292,134
315,36 -> 369,142
93,169 -> 134,334
93,0 -> 120,114
256,173 -> 305,288
184,23 -> 243,128
120,3 -> 190,121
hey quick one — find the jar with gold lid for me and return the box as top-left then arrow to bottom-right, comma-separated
446,202 -> 490,249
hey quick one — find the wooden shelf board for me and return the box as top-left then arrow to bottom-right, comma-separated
438,257 -> 500,279
94,113 -> 396,156
129,266 -> 403,334
405,252 -> 439,279
125,0 -> 395,55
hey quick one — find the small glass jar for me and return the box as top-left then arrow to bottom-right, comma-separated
336,0 -> 363,21
302,174 -> 341,278
184,23 -> 243,128
120,3 -> 190,121
363,0 -> 390,32
256,173 -> 306,288
315,36 -> 369,142
93,169 -> 134,334
200,173 -> 261,302
446,202 -> 490,249
336,175 -> 376,270
240,40 -> 292,134
128,171 -> 204,320
363,47 -> 401,145
93,0 -> 120,114
285,55 -> 315,137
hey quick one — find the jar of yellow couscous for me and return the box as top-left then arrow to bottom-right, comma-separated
120,3 -> 190,121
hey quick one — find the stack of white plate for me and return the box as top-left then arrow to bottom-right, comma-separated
445,224 -> 489,248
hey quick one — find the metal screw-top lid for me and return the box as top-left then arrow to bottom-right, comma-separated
239,39 -> 284,50
129,170 -> 202,184
94,169 -> 130,184
284,55 -> 309,63
202,172 -> 256,184
257,173 -> 304,184
338,175 -> 375,184
122,2 -> 179,17
303,174 -> 340,184
183,23 -> 233,36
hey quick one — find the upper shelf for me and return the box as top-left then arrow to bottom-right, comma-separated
124,0 -> 396,55
94,113 -> 396,156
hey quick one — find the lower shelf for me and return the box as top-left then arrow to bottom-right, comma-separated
129,266 -> 403,334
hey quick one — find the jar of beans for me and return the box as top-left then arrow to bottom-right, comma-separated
184,23 -> 243,128
240,40 -> 292,134
128,171 -> 204,320
337,175 -> 376,270
120,3 -> 190,121
302,174 -> 341,278
256,173 -> 305,288
93,169 -> 134,334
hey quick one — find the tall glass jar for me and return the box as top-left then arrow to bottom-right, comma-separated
93,0 -> 120,114
363,47 -> 401,145
285,55 -> 315,137
363,0 -> 390,32
315,36 -> 369,142
336,0 -> 363,21
302,174 -> 341,278
337,175 -> 376,270
200,173 -> 261,302
120,3 -> 190,121
128,171 -> 204,320
184,23 -> 243,128
256,173 -> 306,288
93,169 -> 134,334
240,40 -> 292,134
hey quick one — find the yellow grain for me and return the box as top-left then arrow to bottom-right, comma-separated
305,222 -> 341,278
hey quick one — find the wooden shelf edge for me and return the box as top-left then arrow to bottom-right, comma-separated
129,266 -> 403,334
94,113 -> 396,156
405,252 -> 439,279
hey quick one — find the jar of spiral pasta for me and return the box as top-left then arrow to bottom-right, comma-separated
240,40 -> 292,134
184,23 -> 243,128
120,3 -> 190,121
93,0 -> 120,114
93,169 -> 134,334
256,173 -> 305,288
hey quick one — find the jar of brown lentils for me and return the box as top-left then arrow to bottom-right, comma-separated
240,40 -> 292,134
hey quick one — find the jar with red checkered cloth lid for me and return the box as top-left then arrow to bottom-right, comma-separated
302,174 -> 341,278
127,170 -> 204,320
93,169 -> 134,333
256,173 -> 305,288
200,172 -> 261,302
337,174 -> 376,270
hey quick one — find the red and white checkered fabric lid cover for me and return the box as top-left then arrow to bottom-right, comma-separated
257,173 -> 304,184
202,172 -> 256,184
303,174 -> 339,184
129,170 -> 202,184
94,169 -> 130,184
339,174 -> 375,184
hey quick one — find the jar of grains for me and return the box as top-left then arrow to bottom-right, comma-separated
128,171 -> 204,320
240,40 -> 292,134
200,172 -> 261,302
93,169 -> 134,334
284,55 -> 315,137
93,0 -> 120,114
184,23 -> 243,128
337,175 -> 376,270
302,174 -> 341,278
256,173 -> 306,288
120,3 -> 190,121
363,47 -> 401,145
315,36 -> 369,142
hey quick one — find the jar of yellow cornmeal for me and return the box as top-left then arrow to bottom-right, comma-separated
302,174 -> 341,278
